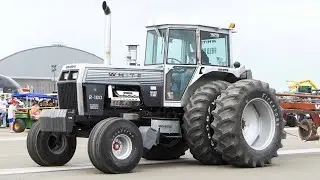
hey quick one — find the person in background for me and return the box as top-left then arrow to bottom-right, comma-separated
30,101 -> 40,120
48,100 -> 54,107
0,96 -> 8,128
7,100 -> 18,133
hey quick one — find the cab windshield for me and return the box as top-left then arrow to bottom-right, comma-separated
144,28 -> 197,65
166,29 -> 196,65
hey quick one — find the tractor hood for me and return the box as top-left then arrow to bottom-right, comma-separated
60,63 -> 164,86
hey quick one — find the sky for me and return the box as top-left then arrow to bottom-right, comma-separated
0,0 -> 319,92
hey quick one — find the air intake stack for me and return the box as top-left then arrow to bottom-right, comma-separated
126,44 -> 139,66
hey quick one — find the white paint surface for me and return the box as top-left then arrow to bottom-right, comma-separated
278,148 -> 320,155
0,137 -> 27,142
284,127 -> 298,131
0,159 -> 187,175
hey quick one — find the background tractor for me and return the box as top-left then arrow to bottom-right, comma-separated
26,1 -> 285,174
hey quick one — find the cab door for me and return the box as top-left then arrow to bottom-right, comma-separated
164,28 -> 198,106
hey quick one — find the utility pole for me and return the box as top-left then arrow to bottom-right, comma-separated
51,65 -> 57,92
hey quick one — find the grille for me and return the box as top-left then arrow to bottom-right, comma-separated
57,82 -> 78,111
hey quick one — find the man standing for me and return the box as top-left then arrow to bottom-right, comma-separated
0,96 -> 8,128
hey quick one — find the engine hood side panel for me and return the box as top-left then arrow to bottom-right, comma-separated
83,67 -> 164,107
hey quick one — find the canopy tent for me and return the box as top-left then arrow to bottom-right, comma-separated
12,92 -> 57,100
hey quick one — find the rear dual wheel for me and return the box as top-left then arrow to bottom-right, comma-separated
182,80 -> 230,165
211,79 -> 285,167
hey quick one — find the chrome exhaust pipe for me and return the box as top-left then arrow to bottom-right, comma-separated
102,1 -> 111,65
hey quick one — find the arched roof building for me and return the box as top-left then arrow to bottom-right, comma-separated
0,74 -> 22,93
0,45 -> 103,93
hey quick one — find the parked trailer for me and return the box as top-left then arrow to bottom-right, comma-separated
277,92 -> 320,141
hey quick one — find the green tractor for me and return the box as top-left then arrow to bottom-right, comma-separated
11,93 -> 57,133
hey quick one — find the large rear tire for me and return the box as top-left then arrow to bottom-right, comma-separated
142,138 -> 188,160
88,117 -> 143,174
211,79 -> 285,167
26,121 -> 77,166
182,80 -> 230,165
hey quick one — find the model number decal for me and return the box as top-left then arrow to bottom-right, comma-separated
88,95 -> 103,100
217,68 -> 228,72
89,104 -> 99,109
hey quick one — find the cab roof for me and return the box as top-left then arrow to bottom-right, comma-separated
145,24 -> 232,31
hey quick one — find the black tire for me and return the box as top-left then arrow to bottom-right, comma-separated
211,79 -> 285,167
142,138 -> 188,160
88,117 -> 143,174
182,80 -> 230,165
26,121 -> 77,166
13,119 -> 26,133
286,114 -> 297,127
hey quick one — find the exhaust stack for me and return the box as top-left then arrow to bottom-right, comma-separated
102,1 -> 111,65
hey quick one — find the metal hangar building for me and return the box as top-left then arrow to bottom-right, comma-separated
0,45 -> 103,93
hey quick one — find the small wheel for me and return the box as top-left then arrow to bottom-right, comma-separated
26,121 -> 77,166
286,114 -> 297,127
13,119 -> 26,133
88,117 -> 143,174
211,79 -> 285,167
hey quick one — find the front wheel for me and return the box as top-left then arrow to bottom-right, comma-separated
211,79 -> 285,167
13,119 -> 26,133
26,121 -> 77,166
88,117 -> 143,174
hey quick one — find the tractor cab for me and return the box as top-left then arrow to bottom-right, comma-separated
144,24 -> 238,102
144,24 -> 234,67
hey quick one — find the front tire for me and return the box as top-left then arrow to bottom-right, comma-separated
13,119 -> 26,133
211,79 -> 285,167
88,117 -> 143,174
182,80 -> 230,165
26,121 -> 77,166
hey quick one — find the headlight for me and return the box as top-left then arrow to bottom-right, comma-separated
64,72 -> 69,80
71,72 -> 78,80
59,72 -> 69,80
59,70 -> 78,80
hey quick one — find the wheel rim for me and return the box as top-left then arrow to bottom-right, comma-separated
111,134 -> 132,160
47,134 -> 67,154
241,98 -> 276,151
14,123 -> 20,130
206,101 -> 216,147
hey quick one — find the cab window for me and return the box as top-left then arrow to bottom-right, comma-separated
200,31 -> 229,66
145,29 -> 166,65
167,29 -> 197,65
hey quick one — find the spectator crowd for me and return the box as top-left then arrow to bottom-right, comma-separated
0,95 -> 56,132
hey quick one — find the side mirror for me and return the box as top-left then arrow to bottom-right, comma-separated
234,61 -> 240,68
102,1 -> 111,15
